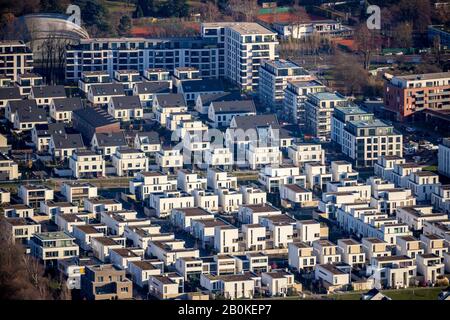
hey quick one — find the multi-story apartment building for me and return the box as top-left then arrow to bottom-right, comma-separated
201,22 -> 278,91
438,138 -> 450,178
258,59 -> 311,111
283,79 -> 326,126
384,72 -> 450,120
65,36 -> 222,82
305,92 -> 347,141
0,41 -> 33,81
331,105 -> 374,148
342,119 -> 403,167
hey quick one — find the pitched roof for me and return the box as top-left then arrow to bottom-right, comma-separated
135,81 -> 171,94
0,87 -> 21,100
34,122 -> 66,136
111,95 -> 142,110
136,131 -> 160,144
51,133 -> 85,149
8,99 -> 37,112
155,93 -> 186,108
212,100 -> 256,114
181,79 -> 224,93
94,132 -> 127,147
232,114 -> 279,130
90,83 -> 125,96
31,85 -> 66,98
73,107 -> 118,128
52,97 -> 83,111
16,107 -> 47,122
198,91 -> 242,106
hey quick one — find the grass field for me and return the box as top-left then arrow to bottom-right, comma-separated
329,287 -> 445,300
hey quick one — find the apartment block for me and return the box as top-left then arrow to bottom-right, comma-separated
0,41 -> 33,81
384,72 -> 450,120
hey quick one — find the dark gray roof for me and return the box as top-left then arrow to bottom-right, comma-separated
94,132 -> 127,147
52,97 -> 83,111
90,83 -> 125,96
199,91 -> 241,106
135,81 -> 171,94
111,96 -> 141,110
16,107 -> 47,123
73,108 -> 118,128
8,99 -> 37,112
0,87 -> 21,100
137,131 -> 160,144
51,133 -> 85,149
32,85 -> 66,98
155,93 -> 186,108
212,100 -> 256,114
181,79 -> 224,93
232,114 -> 280,130
34,122 -> 66,137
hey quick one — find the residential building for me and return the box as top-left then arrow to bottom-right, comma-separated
111,148 -> 148,177
384,72 -> 450,120
0,41 -> 33,81
342,119 -> 403,168
283,79 -> 326,126
0,153 -> 19,180
288,241 -> 316,271
201,22 -> 278,91
108,95 -> 143,121
49,97 -> 83,122
30,231 -> 79,263
439,138 -> 450,178
287,143 -> 325,167
305,92 -> 347,141
81,264 -> 132,300
69,150 -> 105,179
258,59 -> 311,112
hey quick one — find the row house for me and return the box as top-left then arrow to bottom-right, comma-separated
132,81 -> 171,108
171,207 -> 215,232
192,189 -> 219,212
431,184 -> 450,214
396,206 -> 447,231
107,95 -> 143,121
50,97 -> 83,123
238,203 -> 282,225
147,240 -> 199,266
288,241 -> 317,271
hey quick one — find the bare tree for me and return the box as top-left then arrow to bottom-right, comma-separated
354,24 -> 380,70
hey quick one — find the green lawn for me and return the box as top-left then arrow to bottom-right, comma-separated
330,287 -> 444,300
